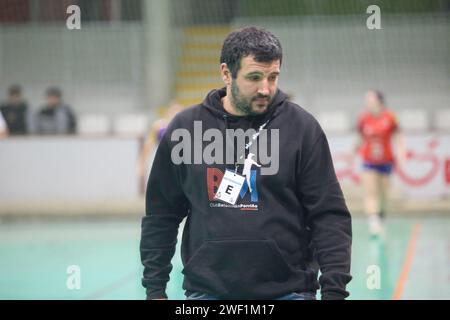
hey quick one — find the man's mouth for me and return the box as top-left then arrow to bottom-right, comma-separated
254,97 -> 270,105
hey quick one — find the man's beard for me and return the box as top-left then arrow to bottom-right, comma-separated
230,80 -> 272,116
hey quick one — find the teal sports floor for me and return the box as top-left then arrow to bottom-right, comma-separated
0,216 -> 448,300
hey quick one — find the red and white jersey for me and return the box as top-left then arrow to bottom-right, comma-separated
357,109 -> 398,164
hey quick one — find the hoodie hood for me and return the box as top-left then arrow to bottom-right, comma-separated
202,87 -> 288,123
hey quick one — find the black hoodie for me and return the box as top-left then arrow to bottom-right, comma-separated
140,88 -> 352,300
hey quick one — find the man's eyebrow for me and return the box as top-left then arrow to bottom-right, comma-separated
245,71 -> 264,76
245,71 -> 280,76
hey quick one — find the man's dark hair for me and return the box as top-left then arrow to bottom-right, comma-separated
8,84 -> 22,96
46,86 -> 62,98
220,26 -> 283,78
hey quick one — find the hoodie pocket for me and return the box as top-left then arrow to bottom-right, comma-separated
182,239 -> 297,297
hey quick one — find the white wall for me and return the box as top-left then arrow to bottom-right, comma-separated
328,133 -> 450,199
1,133 -> 449,201
0,137 -> 140,200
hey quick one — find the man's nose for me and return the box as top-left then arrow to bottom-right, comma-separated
257,79 -> 270,96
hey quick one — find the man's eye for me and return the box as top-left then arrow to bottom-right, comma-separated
269,75 -> 278,81
248,76 -> 261,81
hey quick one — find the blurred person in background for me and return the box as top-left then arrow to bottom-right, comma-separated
354,90 -> 407,237
0,111 -> 8,138
137,101 -> 183,186
0,85 -> 31,135
35,87 -> 77,135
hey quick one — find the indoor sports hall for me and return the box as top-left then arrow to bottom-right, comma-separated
0,0 -> 449,300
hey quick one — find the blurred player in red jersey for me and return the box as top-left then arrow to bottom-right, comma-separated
354,90 -> 406,236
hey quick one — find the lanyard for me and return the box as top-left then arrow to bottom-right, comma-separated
233,115 -> 274,174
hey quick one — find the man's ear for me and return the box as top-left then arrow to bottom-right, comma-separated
220,63 -> 232,86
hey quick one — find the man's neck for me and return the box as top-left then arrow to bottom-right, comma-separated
221,89 -> 244,116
